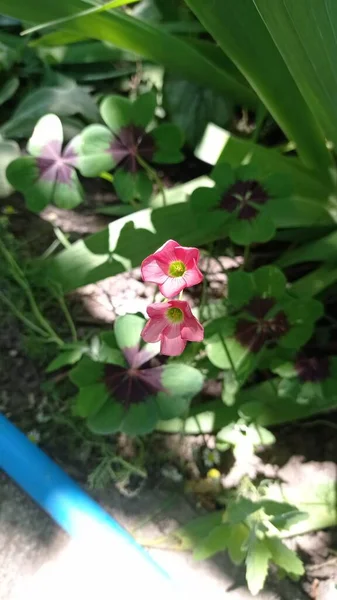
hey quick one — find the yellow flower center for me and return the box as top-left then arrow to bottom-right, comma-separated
166,307 -> 184,323
168,260 -> 186,278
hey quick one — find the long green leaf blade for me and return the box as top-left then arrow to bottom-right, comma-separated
0,0 -> 256,107
185,0 -> 331,171
254,0 -> 337,151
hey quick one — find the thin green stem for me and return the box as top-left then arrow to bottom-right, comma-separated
242,244 -> 250,271
136,154 -> 167,207
218,331 -> 238,380
0,291 -> 49,338
199,251 -> 212,322
55,293 -> 77,342
0,239 -> 64,345
23,284 -> 63,346
100,171 -> 114,183
54,227 -> 71,249
252,104 -> 267,144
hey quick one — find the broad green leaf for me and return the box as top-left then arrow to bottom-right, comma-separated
152,123 -> 184,163
227,523 -> 249,565
114,169 -> 136,204
163,73 -> 232,148
74,383 -> 108,418
53,170 -> 84,210
100,95 -> 132,132
114,314 -> 145,350
87,400 -> 124,434
1,82 -> 99,138
193,524 -> 231,561
185,0 -> 331,171
252,266 -> 287,299
229,211 -> 275,246
206,335 -> 257,383
246,537 -> 271,596
257,500 -> 308,531
88,336 -> 126,366
227,271 -> 254,309
227,497 -> 259,525
132,90 -> 156,128
69,356 -> 104,387
174,511 -> 224,550
221,371 -> 239,406
121,398 -> 158,435
278,230 -> 337,268
23,0 -> 139,35
156,394 -> 192,421
0,76 -> 19,106
265,537 -> 304,576
198,124 -> 332,200
79,124 -> 114,177
0,138 -> 20,198
268,480 -> 337,537
161,364 -> 204,399
46,346 -> 85,372
27,114 -> 63,157
291,265 -> 337,298
156,364 -> 204,420
6,157 -> 54,212
254,0 -> 337,152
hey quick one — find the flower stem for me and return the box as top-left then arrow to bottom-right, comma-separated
100,171 -> 114,183
136,154 -> 167,207
0,239 -> 64,346
0,291 -> 49,338
218,331 -> 238,380
55,291 -> 77,342
242,244 -> 250,271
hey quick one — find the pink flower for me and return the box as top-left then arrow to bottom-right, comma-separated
141,239 -> 203,298
141,300 -> 204,356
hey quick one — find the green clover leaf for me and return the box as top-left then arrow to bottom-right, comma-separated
6,114 -> 84,211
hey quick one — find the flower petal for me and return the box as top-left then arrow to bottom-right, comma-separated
141,317 -> 166,343
155,239 -> 180,263
147,302 -> 171,318
183,262 -> 203,288
161,324 -> 186,356
159,276 -> 185,298
141,255 -> 167,284
181,317 -> 204,342
174,246 -> 200,268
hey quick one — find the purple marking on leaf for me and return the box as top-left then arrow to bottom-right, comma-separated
235,295 -> 289,352
41,139 -> 62,160
63,141 -> 78,166
137,366 -> 166,393
124,345 -> 160,369
123,347 -> 140,368
103,360 -> 165,409
295,355 -> 330,382
36,140 -> 78,185
109,125 -> 155,172
220,179 -> 270,221
246,297 -> 275,319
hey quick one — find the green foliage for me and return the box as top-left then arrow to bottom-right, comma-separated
70,314 -> 204,435
171,482 -> 306,596
3,3 -> 337,596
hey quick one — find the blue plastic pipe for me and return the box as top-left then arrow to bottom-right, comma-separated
0,414 -> 175,598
